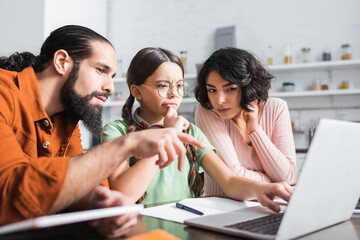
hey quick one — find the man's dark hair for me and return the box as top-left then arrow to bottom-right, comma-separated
195,47 -> 273,112
0,25 -> 113,72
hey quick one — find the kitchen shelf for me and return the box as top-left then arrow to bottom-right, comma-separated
270,88 -> 360,98
268,59 -> 360,72
113,60 -> 360,82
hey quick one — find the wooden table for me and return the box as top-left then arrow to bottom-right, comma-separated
2,213 -> 360,240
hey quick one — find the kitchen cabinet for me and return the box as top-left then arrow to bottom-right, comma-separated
267,59 -> 360,150
268,59 -> 360,99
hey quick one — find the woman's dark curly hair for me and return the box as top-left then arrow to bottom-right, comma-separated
195,47 -> 273,112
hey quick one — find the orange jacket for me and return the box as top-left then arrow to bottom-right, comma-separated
0,67 -> 84,225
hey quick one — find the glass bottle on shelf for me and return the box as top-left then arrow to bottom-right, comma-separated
312,78 -> 322,91
180,51 -> 187,73
284,43 -> 292,64
341,44 -> 352,60
267,45 -> 273,66
117,59 -> 124,77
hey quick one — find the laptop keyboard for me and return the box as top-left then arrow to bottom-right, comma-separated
225,214 -> 284,235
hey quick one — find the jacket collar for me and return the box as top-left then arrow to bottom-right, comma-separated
17,67 -> 49,122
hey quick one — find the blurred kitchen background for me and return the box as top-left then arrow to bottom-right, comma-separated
1,0 -> 359,170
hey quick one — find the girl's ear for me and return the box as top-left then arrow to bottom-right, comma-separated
53,49 -> 72,76
130,85 -> 142,100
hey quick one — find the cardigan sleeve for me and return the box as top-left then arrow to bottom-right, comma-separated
249,100 -> 297,184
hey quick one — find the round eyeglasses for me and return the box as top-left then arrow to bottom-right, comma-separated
141,82 -> 191,98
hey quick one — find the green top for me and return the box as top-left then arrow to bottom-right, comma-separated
102,118 -> 215,205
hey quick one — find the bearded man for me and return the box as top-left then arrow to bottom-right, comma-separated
0,25 -> 204,238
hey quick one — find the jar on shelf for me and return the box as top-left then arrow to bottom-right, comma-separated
321,84 -> 329,90
312,78 -> 322,91
340,81 -> 349,89
282,82 -> 295,92
301,47 -> 311,63
341,44 -> 352,60
117,59 -> 124,77
322,50 -> 331,61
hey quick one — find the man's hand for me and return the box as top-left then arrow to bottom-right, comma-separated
163,107 -> 189,132
128,128 -> 206,171
89,186 -> 138,239
254,182 -> 293,212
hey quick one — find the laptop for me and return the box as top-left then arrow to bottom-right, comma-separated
185,118 -> 360,240
0,204 -> 143,236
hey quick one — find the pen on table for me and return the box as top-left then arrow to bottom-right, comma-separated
176,202 -> 204,215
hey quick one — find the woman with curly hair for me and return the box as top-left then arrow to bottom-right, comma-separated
195,47 -> 297,197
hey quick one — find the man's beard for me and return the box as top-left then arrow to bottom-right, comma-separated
60,62 -> 108,138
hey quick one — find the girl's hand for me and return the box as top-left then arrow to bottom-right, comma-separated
243,101 -> 259,133
254,182 -> 293,212
164,107 -> 189,132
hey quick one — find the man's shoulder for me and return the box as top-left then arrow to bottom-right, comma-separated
0,69 -> 21,114
0,68 -> 20,89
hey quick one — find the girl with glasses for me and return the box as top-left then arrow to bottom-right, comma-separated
102,47 -> 292,212
195,47 -> 296,198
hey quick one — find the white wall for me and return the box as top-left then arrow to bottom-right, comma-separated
109,0 -> 360,150
0,0 -> 45,55
43,0 -> 108,150
44,0 -> 108,39
0,0 -> 108,150
110,0 -> 360,74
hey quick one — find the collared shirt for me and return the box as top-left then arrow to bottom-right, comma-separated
132,108 -> 164,129
0,67 -> 82,225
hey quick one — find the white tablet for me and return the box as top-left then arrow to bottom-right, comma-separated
0,204 -> 143,236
